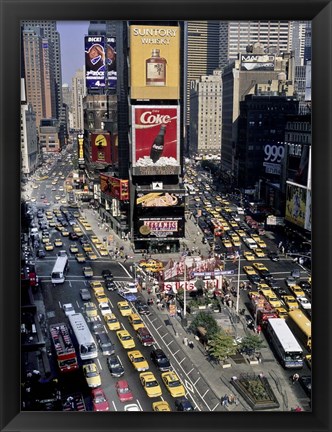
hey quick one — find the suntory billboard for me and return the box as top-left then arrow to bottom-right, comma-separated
129,25 -> 180,100
132,105 -> 180,176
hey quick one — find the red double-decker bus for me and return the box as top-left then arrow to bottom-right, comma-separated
50,323 -> 78,373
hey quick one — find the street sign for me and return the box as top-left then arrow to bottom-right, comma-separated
192,270 -> 234,277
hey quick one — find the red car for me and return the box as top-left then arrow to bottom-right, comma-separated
115,380 -> 134,403
91,388 -> 110,412
136,327 -> 155,347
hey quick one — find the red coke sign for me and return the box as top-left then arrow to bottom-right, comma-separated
132,105 -> 180,176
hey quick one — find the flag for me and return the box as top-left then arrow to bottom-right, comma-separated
233,250 -> 240,263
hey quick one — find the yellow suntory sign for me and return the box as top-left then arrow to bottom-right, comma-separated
130,25 -> 180,100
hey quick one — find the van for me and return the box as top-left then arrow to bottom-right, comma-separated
237,207 -> 245,215
96,332 -> 115,356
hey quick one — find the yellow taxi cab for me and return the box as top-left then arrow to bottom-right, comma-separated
104,313 -> 121,331
90,236 -> 99,243
256,239 -> 267,248
41,236 -> 50,244
45,242 -> 54,251
127,350 -> 149,372
82,362 -> 101,388
161,371 -> 186,398
264,291 -> 283,308
95,293 -> 109,304
275,307 -> 288,319
87,251 -> 98,260
152,401 -> 171,412
117,301 -> 133,317
84,302 -> 98,318
223,239 -> 232,248
231,237 -> 241,247
75,229 -> 84,237
116,330 -> 136,349
69,244 -> 79,253
243,266 -> 257,276
83,266 -> 94,277
99,247 -> 108,256
139,372 -> 162,398
82,244 -> 93,253
251,234 -> 260,242
61,230 -> 69,237
94,241 -> 104,249
252,262 -> 268,272
244,251 -> 255,261
128,314 -> 145,331
289,285 -> 306,298
90,281 -> 104,290
254,248 -> 265,258
73,226 -> 82,233
75,253 -> 86,263
84,224 -> 92,231
237,230 -> 247,238
282,295 -> 299,311
54,238 -> 63,247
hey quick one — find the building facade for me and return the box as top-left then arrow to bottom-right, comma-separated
189,69 -> 222,158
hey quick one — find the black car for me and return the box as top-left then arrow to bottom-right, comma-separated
150,348 -> 171,372
40,194 -> 46,199
107,354 -> 124,377
96,332 -> 115,356
259,270 -> 274,282
105,280 -> 116,291
174,397 -> 195,412
298,281 -> 311,290
37,249 -> 46,258
248,274 -> 261,285
69,232 -> 78,241
268,252 -> 280,262
102,269 -> 113,279
299,375 -> 311,398
79,235 -> 89,244
135,299 -> 150,315
88,319 -> 105,335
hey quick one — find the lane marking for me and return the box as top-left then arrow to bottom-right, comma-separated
118,262 -> 132,278
112,401 -> 117,411
136,399 -> 143,411
166,340 -> 174,347
97,358 -> 102,370
179,358 -> 186,365
202,389 -> 210,398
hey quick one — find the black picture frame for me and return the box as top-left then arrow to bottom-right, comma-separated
1,0 -> 331,431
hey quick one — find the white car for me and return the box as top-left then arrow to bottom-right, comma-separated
98,302 -> 112,316
297,297 -> 311,310
124,282 -> 138,293
63,303 -> 76,316
124,403 -> 141,412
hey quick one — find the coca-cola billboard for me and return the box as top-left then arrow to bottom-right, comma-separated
132,106 -> 180,176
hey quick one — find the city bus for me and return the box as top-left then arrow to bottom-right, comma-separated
68,313 -> 98,361
266,318 -> 303,369
50,323 -> 78,373
51,254 -> 69,284
287,310 -> 312,351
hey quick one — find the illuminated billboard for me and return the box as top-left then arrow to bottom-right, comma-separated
77,136 -> 84,165
129,25 -> 180,100
136,191 -> 185,207
285,183 -> 307,228
135,217 -> 184,240
91,133 -> 111,163
100,173 -> 129,201
287,142 -> 310,187
132,106 -> 180,176
240,53 -> 275,71
85,36 -> 117,90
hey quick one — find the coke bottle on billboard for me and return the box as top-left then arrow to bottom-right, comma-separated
150,125 -> 166,163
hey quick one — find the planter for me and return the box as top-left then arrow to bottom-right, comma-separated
249,358 -> 259,365
198,305 -> 207,310
221,361 -> 232,368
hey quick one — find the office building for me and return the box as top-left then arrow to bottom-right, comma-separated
189,69 -> 222,157
71,69 -> 85,131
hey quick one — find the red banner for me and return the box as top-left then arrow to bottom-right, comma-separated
100,174 -> 129,201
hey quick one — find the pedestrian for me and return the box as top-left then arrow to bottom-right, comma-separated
221,394 -> 228,407
228,394 -> 235,404
183,337 -> 188,346
291,373 -> 299,384
188,340 -> 194,349
256,324 -> 262,335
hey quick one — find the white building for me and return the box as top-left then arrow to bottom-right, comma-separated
189,69 -> 222,158
71,68 -> 85,131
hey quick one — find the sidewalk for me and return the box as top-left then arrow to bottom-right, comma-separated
78,205 -> 308,411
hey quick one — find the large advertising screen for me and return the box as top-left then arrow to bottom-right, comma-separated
240,53 -> 275,71
100,173 -> 129,201
263,143 -> 285,176
136,190 -> 185,207
85,36 -> 117,90
285,183 -> 307,228
305,189 -> 311,231
287,142 -> 310,187
129,25 -> 180,100
135,217 -> 184,240
132,106 -> 180,176
91,133 -> 111,163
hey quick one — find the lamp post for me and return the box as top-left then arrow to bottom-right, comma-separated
235,248 -> 241,314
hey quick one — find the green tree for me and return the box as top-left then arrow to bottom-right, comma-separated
239,334 -> 265,355
207,330 -> 237,362
189,312 -> 219,338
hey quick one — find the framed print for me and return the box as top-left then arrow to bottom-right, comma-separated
0,0 -> 331,431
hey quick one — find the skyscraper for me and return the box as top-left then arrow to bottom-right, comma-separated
219,21 -> 292,69
22,20 -> 63,118
183,21 -> 220,139
71,69 -> 85,131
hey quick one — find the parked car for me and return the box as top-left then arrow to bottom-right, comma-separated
174,397 -> 195,411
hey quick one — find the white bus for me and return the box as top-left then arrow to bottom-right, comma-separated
51,255 -> 69,284
266,318 -> 303,369
68,313 -> 98,361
